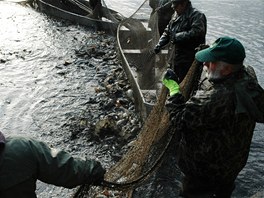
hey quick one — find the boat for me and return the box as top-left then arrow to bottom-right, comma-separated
116,1 -> 168,120
29,0 -> 126,35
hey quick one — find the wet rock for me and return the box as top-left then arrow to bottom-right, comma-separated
94,117 -> 120,138
0,59 -> 7,63
63,60 -> 72,66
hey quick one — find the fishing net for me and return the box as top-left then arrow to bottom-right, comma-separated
73,0 -> 206,197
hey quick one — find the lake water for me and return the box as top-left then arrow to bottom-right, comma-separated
0,0 -> 263,197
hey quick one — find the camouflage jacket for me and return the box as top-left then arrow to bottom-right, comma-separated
166,66 -> 264,183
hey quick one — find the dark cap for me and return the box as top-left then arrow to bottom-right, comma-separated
171,0 -> 187,3
195,36 -> 246,64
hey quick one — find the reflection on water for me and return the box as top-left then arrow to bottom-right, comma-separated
0,0 -> 264,197
0,2 -> 95,138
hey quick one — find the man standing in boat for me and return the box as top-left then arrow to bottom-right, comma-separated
149,0 -> 175,36
154,0 -> 207,82
156,0 -> 175,36
89,0 -> 103,19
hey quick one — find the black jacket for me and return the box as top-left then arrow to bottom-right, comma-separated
157,2 -> 207,65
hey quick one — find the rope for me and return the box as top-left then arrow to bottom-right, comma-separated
67,0 -> 92,13
100,122 -> 174,190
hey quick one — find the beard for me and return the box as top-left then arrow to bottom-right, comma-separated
204,62 -> 226,81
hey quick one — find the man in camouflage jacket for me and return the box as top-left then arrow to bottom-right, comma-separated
162,36 -> 264,197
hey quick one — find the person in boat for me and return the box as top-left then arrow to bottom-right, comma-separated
156,0 -> 175,36
149,0 -> 158,13
149,0 -> 175,36
154,0 -> 207,83
89,0 -> 103,19
0,131 -> 106,197
162,36 -> 264,197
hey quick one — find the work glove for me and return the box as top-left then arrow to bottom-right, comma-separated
91,161 -> 106,186
154,45 -> 161,54
162,69 -> 180,96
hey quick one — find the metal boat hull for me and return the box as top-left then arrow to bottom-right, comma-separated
32,0 -> 124,35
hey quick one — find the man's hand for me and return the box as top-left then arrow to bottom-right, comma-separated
162,69 -> 180,96
154,45 -> 161,54
91,161 -> 106,186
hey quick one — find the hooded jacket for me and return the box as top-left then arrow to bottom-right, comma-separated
0,135 -> 104,198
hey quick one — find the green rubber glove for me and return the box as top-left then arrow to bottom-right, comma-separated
162,69 -> 180,96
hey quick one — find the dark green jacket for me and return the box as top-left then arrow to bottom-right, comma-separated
0,136 -> 104,198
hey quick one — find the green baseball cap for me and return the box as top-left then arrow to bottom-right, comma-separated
195,36 -> 246,64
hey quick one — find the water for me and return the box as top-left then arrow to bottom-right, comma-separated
0,0 -> 264,197
0,2 -> 112,196
0,2 -> 97,138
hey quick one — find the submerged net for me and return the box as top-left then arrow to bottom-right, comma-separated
73,0 -> 205,197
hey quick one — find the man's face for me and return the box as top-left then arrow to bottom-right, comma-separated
171,1 -> 186,15
203,61 -> 227,81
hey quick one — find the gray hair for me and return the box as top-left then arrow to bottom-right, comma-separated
218,61 -> 243,73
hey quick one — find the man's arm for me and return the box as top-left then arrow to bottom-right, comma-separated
173,11 -> 206,43
29,139 -> 105,188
